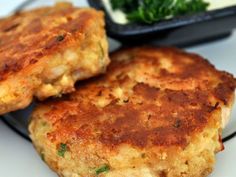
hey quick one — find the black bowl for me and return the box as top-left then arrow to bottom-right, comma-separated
88,0 -> 236,46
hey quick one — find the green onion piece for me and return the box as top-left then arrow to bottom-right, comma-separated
40,153 -> 45,161
57,143 -> 67,157
95,164 -> 110,175
56,35 -> 65,42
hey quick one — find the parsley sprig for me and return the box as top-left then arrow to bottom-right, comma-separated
57,143 -> 67,157
110,0 -> 209,24
95,164 -> 110,175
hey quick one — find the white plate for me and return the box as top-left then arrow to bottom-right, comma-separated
0,0 -> 235,177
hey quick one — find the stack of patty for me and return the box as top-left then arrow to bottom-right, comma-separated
0,3 -> 235,177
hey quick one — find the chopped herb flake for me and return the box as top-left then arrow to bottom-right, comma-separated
40,153 -> 45,161
56,35 -> 65,42
57,143 -> 67,157
141,153 -> 146,158
95,164 -> 110,175
173,119 -> 181,128
41,122 -> 47,126
98,42 -> 104,59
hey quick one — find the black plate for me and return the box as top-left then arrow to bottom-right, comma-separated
88,0 -> 236,46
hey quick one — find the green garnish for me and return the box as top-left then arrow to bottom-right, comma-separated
95,164 -> 110,175
173,119 -> 181,128
41,121 -> 47,127
110,0 -> 209,24
56,35 -> 65,42
98,42 -> 105,61
57,143 -> 67,157
141,153 -> 146,158
40,152 -> 45,161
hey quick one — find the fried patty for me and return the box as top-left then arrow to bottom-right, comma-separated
29,47 -> 236,177
0,2 -> 109,114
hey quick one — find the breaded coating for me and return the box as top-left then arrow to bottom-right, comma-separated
0,2 -> 109,114
29,47 -> 236,177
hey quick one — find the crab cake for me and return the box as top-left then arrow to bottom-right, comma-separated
29,47 -> 236,177
0,2 -> 109,115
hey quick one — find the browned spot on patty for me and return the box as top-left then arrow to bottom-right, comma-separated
133,83 -> 160,100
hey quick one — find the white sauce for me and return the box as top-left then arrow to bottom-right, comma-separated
208,0 -> 236,10
102,0 -> 128,24
102,0 -> 236,24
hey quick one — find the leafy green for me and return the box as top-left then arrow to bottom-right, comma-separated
110,0 -> 209,24
57,143 -> 67,157
95,164 -> 110,175
56,35 -> 65,42
40,152 -> 45,161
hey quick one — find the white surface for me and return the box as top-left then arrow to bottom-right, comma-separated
0,0 -> 235,177
102,0 -> 128,24
0,0 -> 25,17
208,0 -> 236,10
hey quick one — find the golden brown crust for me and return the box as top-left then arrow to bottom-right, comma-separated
0,4 -> 103,81
0,3 -> 109,114
36,47 -> 236,148
29,47 -> 236,177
